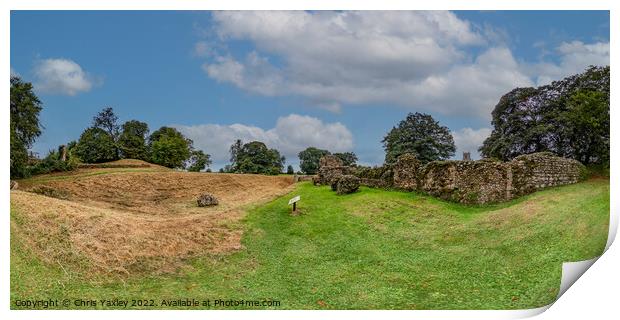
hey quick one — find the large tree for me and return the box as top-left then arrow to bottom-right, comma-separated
298,147 -> 331,174
92,107 -> 120,139
229,139 -> 243,166
185,150 -> 212,172
148,126 -> 193,169
480,66 -> 610,164
233,141 -> 285,175
560,90 -> 609,164
74,127 -> 118,163
91,107 -> 121,159
382,112 -> 455,164
118,120 -> 149,160
10,76 -> 43,178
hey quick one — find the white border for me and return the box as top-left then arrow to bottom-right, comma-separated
2,1 -> 617,319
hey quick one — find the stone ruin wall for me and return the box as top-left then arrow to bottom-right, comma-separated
315,152 -> 586,204
416,159 -> 511,204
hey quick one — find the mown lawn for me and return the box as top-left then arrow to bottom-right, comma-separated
11,179 -> 609,309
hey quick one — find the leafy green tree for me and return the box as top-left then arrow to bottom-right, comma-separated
91,107 -> 121,158
382,112 -> 455,164
480,66 -> 609,164
148,126 -> 192,169
286,165 -> 295,174
561,90 -> 609,164
478,87 -> 539,160
333,152 -> 358,166
186,150 -> 212,172
10,76 -> 43,178
92,107 -> 120,139
118,120 -> 149,160
234,141 -> 284,175
298,147 -> 330,174
74,127 -> 117,163
229,139 -> 243,166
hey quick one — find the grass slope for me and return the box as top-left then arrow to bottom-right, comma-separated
11,179 -> 609,310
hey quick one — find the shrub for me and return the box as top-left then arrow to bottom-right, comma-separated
28,149 -> 79,176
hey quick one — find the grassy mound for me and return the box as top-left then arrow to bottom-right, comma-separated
11,168 -> 295,276
77,159 -> 168,169
10,178 -> 609,310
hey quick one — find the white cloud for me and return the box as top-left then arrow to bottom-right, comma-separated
201,11 -> 497,116
199,11 -> 609,120
523,41 -> 610,86
405,47 -> 534,117
174,114 -> 354,165
203,52 -> 283,96
33,58 -> 95,95
451,127 -> 492,160
193,41 -> 215,57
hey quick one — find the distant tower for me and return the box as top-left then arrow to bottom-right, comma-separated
463,152 -> 471,161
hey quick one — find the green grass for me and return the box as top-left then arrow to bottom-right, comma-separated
11,179 -> 609,310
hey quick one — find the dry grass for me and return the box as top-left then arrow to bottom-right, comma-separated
11,168 -> 295,275
77,159 -> 170,169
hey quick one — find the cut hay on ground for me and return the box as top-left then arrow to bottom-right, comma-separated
11,171 -> 294,275
77,159 -> 169,169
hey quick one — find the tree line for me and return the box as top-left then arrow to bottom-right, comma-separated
10,76 -> 212,178
377,66 -> 609,167
480,66 -> 609,165
216,140 -> 359,175
72,108 -> 212,172
10,65 -> 609,179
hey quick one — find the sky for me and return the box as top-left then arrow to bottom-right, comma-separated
10,11 -> 610,170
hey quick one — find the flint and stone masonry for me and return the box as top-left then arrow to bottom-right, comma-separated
315,152 -> 586,204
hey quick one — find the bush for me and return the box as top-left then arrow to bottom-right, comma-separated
28,149 -> 79,176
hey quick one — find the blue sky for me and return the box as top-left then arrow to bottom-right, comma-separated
10,11 -> 610,170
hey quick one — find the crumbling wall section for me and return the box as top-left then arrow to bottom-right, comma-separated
509,152 -> 586,197
419,159 -> 510,204
314,152 -> 585,204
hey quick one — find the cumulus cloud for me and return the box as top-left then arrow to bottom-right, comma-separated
174,114 -> 354,165
451,127 -> 492,160
199,11 -> 610,119
523,41 -> 610,86
203,52 -> 283,96
201,11 -> 495,116
33,58 -> 96,95
405,47 -> 533,117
